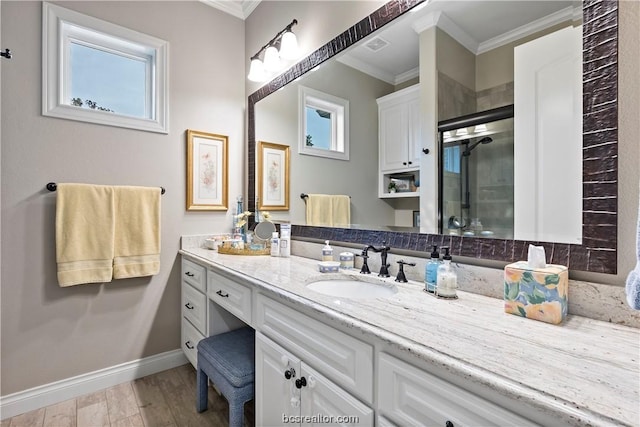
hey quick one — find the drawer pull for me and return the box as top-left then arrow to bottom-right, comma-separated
295,377 -> 307,389
185,271 -> 195,277
185,341 -> 194,349
184,303 -> 194,310
284,368 -> 296,380
216,290 -> 229,298
445,421 -> 454,427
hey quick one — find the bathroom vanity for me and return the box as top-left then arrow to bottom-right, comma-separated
179,246 -> 639,427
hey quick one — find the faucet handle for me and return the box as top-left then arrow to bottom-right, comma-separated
395,260 -> 416,283
355,253 -> 371,274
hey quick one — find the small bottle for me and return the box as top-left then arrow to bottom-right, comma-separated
436,247 -> 457,298
270,232 -> 280,257
424,245 -> 440,293
322,240 -> 333,261
279,227 -> 291,258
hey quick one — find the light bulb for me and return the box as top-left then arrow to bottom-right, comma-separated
279,31 -> 299,60
263,46 -> 281,72
247,58 -> 267,82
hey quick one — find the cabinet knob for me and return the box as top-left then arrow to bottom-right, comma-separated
403,162 -> 407,166
185,271 -> 194,277
295,377 -> 307,389
184,303 -> 194,310
216,290 -> 229,298
284,368 -> 295,380
185,341 -> 194,350
445,421 -> 454,427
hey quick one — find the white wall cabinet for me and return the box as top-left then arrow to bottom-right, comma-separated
256,332 -> 374,426
377,84 -> 421,198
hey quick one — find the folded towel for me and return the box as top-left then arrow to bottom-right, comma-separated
332,195 -> 351,227
56,183 -> 115,287
305,194 -> 350,227
626,196 -> 640,310
113,186 -> 161,279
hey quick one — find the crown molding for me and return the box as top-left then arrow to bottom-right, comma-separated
413,11 -> 479,54
200,0 -> 261,20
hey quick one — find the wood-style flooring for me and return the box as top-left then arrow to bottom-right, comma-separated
1,364 -> 254,427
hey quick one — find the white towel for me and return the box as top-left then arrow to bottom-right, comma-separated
626,195 -> 640,310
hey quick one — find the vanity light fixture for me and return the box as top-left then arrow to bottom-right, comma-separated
247,19 -> 299,82
456,128 -> 468,137
474,124 -> 488,133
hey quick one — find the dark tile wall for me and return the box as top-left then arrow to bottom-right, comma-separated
248,0 -> 619,274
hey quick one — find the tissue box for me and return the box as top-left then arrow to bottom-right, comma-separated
504,261 -> 568,325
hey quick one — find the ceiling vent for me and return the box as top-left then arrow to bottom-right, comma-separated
364,37 -> 389,52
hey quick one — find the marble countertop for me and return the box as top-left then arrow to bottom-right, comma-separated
180,248 -> 639,427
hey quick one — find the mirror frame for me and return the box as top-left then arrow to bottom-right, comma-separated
247,0 -> 618,274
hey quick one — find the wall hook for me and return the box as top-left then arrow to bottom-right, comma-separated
422,148 -> 430,154
0,49 -> 12,59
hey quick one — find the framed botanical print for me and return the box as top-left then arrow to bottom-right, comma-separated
186,130 -> 228,211
258,141 -> 290,211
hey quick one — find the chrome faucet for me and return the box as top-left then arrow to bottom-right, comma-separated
363,244 -> 391,277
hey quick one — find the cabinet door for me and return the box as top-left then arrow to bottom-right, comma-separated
378,353 -> 538,427
300,362 -> 373,427
256,332 -> 301,425
407,96 -> 422,167
379,103 -> 410,172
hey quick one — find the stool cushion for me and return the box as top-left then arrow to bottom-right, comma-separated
197,327 -> 255,388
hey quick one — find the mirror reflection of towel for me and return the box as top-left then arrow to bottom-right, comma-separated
305,194 -> 350,227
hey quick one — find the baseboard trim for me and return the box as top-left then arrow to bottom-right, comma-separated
0,349 -> 188,420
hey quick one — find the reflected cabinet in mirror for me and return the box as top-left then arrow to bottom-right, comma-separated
248,0 -> 618,274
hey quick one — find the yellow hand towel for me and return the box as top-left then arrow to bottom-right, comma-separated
305,194 -> 334,226
305,194 -> 350,227
113,186 -> 161,279
56,183 -> 115,287
332,195 -> 351,227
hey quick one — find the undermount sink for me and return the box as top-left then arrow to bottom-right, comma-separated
306,276 -> 398,299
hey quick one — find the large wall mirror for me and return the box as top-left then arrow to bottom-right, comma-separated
248,0 -> 618,274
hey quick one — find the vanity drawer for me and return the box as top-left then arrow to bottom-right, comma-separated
207,270 -> 252,324
182,282 -> 207,334
182,259 -> 206,292
256,294 -> 373,404
378,353 -> 538,427
181,317 -> 205,368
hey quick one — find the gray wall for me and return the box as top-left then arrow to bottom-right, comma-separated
0,1 -> 245,395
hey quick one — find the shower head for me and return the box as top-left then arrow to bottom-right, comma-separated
462,136 -> 493,156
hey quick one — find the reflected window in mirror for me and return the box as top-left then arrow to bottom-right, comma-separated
298,86 -> 349,161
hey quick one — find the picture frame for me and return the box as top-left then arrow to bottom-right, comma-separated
186,130 -> 228,211
258,141 -> 290,211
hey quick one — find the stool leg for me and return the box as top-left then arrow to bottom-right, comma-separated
196,367 -> 208,413
228,400 -> 245,427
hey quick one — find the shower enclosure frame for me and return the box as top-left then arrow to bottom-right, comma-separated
437,104 -> 514,234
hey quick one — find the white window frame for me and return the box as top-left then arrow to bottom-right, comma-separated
298,86 -> 349,161
42,2 -> 169,133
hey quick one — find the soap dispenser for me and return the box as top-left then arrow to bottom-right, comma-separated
322,240 -> 333,261
436,247 -> 457,299
424,245 -> 440,293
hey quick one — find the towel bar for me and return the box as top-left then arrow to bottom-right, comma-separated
46,182 -> 166,194
300,193 -> 350,200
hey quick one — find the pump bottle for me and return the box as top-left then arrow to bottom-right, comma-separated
322,240 -> 333,261
436,247 -> 457,298
424,245 -> 440,293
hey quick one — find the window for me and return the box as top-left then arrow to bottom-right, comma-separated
298,86 -> 349,160
43,2 -> 168,133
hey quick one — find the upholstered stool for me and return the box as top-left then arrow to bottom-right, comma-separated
197,327 -> 255,427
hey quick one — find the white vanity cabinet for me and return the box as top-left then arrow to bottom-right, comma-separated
378,84 -> 421,173
256,332 -> 374,426
180,258 -> 207,367
377,353 -> 538,427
